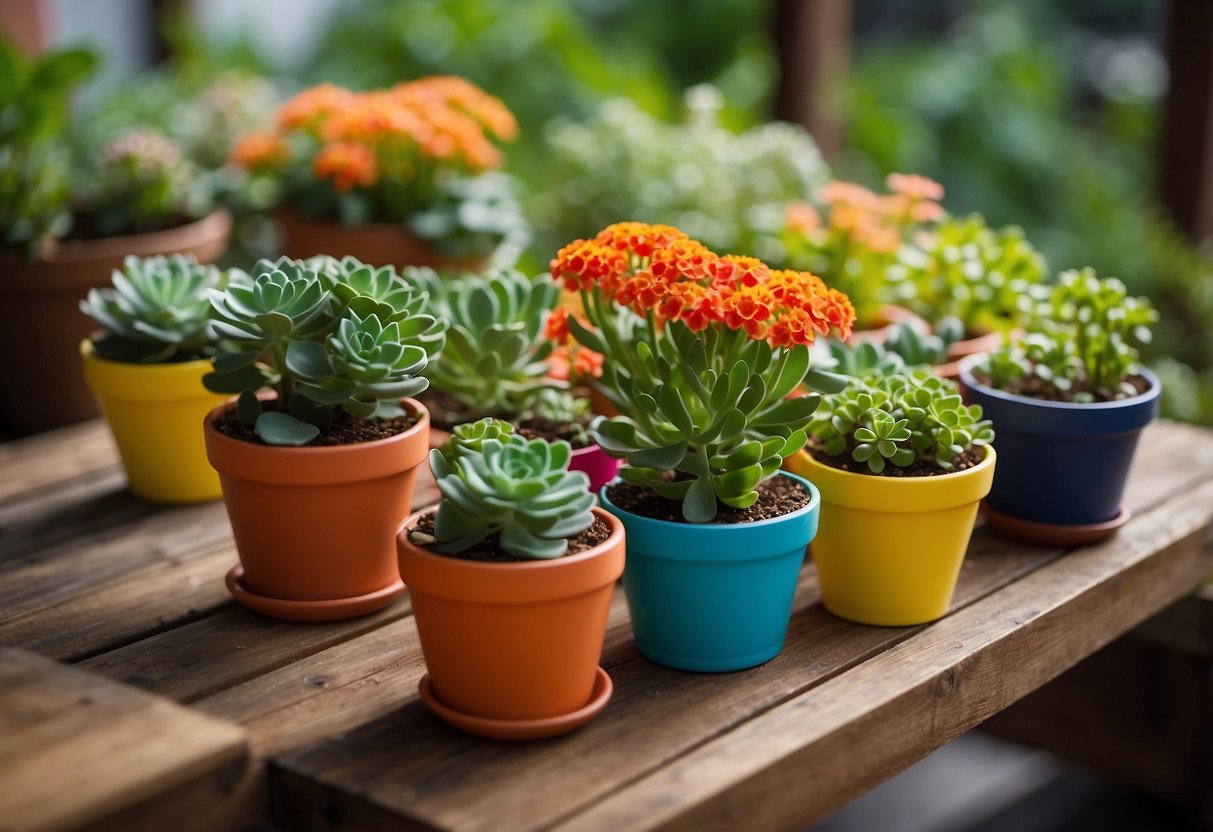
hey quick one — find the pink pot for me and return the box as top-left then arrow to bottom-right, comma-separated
569,443 -> 620,493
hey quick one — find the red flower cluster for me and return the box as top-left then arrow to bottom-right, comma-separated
551,223 -> 855,347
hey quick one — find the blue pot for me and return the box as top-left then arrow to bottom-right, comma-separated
958,358 -> 1160,526
600,472 -> 820,672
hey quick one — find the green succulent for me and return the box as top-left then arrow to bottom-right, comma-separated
409,267 -> 559,419
977,267 -> 1158,401
808,370 -> 994,473
824,318 -> 963,379
204,256 -> 445,446
429,420 -> 595,560
517,387 -> 594,448
81,254 -> 228,363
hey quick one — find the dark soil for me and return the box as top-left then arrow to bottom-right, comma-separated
974,371 -> 1151,404
513,416 -> 592,448
605,475 -> 811,524
405,512 -> 611,563
807,442 -> 986,477
214,407 -> 419,447
419,388 -> 594,448
418,387 -> 477,431
62,212 -> 196,242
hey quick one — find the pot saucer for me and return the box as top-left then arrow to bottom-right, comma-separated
418,666 -> 613,740
982,504 -> 1131,548
225,565 -> 405,622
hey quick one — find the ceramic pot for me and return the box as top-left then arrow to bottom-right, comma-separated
0,210 -> 232,436
958,356 -> 1160,543
277,210 -> 488,272
205,398 -> 429,621
398,507 -> 624,738
80,341 -> 228,503
601,472 -> 820,672
785,446 -> 996,626
569,443 -> 621,493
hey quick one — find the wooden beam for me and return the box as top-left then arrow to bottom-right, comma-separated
1159,0 -> 1213,242
771,0 -> 853,161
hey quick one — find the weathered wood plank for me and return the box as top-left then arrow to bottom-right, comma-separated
0,419 -> 116,504
0,646 -> 248,832
547,477 -> 1213,832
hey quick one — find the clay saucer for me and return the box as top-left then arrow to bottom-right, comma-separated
225,565 -> 405,622
982,504 -> 1131,548
418,666 -> 613,740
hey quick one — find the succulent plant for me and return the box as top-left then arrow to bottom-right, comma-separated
808,371 -> 994,474
408,267 -> 560,420
204,256 -> 445,446
428,419 -> 595,559
81,254 -> 228,363
825,318 -> 963,378
976,267 -> 1158,401
517,387 -> 594,448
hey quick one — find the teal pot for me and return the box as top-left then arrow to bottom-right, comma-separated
600,472 -> 820,672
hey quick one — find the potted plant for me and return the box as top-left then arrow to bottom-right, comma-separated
79,255 -> 233,502
551,222 -> 855,672
202,255 -> 445,621
408,266 -> 619,491
231,78 -> 529,271
786,370 -> 996,626
823,318 -> 963,381
398,419 -> 624,739
958,268 -> 1160,545
0,41 -> 231,435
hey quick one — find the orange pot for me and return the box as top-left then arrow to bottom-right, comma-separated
205,398 -> 429,621
277,210 -> 488,273
0,210 -> 232,435
398,507 -> 624,726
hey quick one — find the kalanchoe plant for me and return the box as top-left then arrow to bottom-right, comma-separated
975,267 -> 1158,402
808,371 -> 994,474
428,418 -> 596,559
408,267 -> 560,420
551,222 -> 856,522
81,254 -> 229,363
203,256 -> 445,446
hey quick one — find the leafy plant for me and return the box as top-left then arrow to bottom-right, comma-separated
518,387 -> 594,449
407,266 -> 559,420
80,254 -> 229,363
976,267 -> 1158,401
552,222 -> 855,522
825,318 -> 964,379
808,371 -> 994,474
203,256 -> 445,445
428,418 -> 595,559
889,214 -> 1047,334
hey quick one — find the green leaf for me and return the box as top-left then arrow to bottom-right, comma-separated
255,412 -> 320,446
285,340 -> 333,379
682,475 -> 718,523
203,364 -> 267,394
236,390 -> 261,425
629,440 -> 687,470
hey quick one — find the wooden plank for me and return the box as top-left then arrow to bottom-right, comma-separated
547,476 -> 1213,832
1159,0 -> 1213,241
771,0 -> 852,160
0,646 -> 247,832
0,420 -> 116,504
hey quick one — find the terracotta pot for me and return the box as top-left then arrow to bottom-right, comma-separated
935,329 -> 1012,380
205,398 -> 430,621
80,341 -> 229,503
398,507 -> 624,736
0,210 -> 232,436
277,210 -> 488,272
845,304 -> 930,347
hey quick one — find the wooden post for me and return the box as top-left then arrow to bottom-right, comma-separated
771,0 -> 853,161
1159,0 -> 1213,242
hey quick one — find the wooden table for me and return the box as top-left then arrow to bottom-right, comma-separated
1,418 -> 1211,831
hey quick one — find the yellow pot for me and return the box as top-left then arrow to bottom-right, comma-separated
784,446 -> 996,626
81,340 -> 229,503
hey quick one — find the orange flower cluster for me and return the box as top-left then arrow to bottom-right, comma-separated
801,173 -> 945,254
544,308 -> 605,382
551,223 -> 855,348
232,77 -> 517,192
230,132 -> 292,172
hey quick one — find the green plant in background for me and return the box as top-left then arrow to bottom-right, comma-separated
824,319 -> 962,378
518,388 -> 594,448
428,418 -> 595,559
808,371 -> 994,474
975,267 -> 1157,401
889,214 -> 1047,334
407,172 -> 531,266
204,256 -> 446,445
0,40 -> 97,253
80,254 -> 230,363
538,90 -> 828,261
407,267 -> 559,420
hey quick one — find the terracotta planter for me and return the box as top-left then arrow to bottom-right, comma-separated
277,210 -> 488,272
205,398 -> 429,621
935,329 -> 1010,380
399,507 -> 624,739
845,304 -> 930,347
0,210 -> 232,436
80,341 -> 229,503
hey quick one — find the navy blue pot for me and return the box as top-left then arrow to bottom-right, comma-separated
957,357 -> 1160,526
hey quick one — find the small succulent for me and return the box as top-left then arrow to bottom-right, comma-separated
808,371 -> 994,474
204,257 -> 445,446
408,267 -> 559,419
81,254 -> 228,363
977,268 -> 1158,401
826,318 -> 963,378
429,419 -> 595,559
